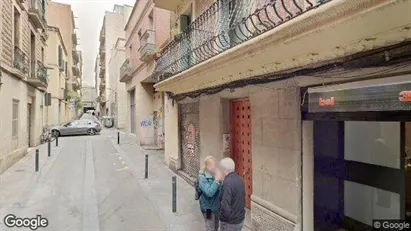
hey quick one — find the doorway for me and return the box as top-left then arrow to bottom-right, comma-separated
129,89 -> 136,134
179,102 -> 200,178
230,98 -> 252,208
27,103 -> 32,147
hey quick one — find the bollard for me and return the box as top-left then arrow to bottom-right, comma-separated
35,149 -> 39,172
48,139 -> 51,157
117,132 -> 120,144
145,154 -> 148,179
172,176 -> 177,213
55,135 -> 59,147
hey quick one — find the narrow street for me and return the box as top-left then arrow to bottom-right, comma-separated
0,116 -> 203,231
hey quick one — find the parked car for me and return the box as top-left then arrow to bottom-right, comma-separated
51,119 -> 101,137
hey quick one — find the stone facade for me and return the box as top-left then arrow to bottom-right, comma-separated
0,0 -> 48,173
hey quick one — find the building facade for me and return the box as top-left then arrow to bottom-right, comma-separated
97,5 -> 132,117
45,26 -> 69,126
108,38 -> 127,129
0,0 -> 48,173
153,0 -> 411,230
47,1 -> 82,119
81,86 -> 97,112
120,0 -> 170,148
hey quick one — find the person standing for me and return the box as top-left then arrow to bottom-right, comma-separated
198,156 -> 222,231
219,157 -> 245,231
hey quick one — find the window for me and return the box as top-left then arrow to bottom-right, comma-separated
14,7 -> 21,48
12,99 -> 19,139
41,47 -> 45,63
58,46 -> 64,69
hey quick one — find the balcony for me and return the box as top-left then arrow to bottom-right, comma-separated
17,0 -> 26,10
72,50 -> 79,64
13,46 -> 29,75
120,59 -> 132,82
28,0 -> 47,30
72,33 -> 78,46
153,0 -> 411,94
139,29 -> 156,62
28,61 -> 48,88
153,0 -> 179,11
72,65 -> 80,77
72,81 -> 81,92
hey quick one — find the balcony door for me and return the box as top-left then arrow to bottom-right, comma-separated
179,4 -> 192,70
30,32 -> 36,78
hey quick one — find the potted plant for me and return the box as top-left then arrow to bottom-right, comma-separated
152,48 -> 162,61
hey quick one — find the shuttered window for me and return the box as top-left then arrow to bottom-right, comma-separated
12,99 -> 19,139
58,45 -> 64,69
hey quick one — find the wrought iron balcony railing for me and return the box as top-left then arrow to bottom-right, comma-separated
139,30 -> 156,62
153,0 -> 330,82
13,46 -> 29,74
29,61 -> 48,85
28,0 -> 47,28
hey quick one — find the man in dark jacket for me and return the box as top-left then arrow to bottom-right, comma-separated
219,157 -> 245,231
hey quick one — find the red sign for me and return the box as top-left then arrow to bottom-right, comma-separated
399,90 -> 411,102
319,97 -> 335,107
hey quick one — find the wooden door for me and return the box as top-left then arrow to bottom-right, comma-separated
230,98 -> 252,208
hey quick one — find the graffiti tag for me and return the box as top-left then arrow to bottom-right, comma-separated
140,120 -> 152,127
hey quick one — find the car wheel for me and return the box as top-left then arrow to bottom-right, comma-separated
87,128 -> 96,135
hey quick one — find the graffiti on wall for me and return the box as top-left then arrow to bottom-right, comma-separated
186,123 -> 196,156
141,119 -> 152,127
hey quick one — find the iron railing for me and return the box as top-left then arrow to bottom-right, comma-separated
29,0 -> 47,26
120,59 -> 131,77
30,61 -> 48,85
13,46 -> 29,74
153,0 -> 331,82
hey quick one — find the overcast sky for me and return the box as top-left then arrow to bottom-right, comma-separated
53,0 -> 135,87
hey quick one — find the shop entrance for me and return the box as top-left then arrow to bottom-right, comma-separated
230,98 -> 252,208
179,102 -> 200,179
312,119 -> 411,231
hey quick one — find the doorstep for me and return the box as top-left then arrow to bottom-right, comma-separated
244,208 -> 252,231
141,145 -> 163,150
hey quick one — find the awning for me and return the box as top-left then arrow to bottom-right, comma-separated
308,75 -> 411,113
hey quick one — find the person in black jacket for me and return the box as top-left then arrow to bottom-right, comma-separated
218,157 -> 245,231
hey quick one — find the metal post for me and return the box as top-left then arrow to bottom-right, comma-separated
145,154 -> 148,179
48,139 -> 51,157
172,176 -> 177,213
56,135 -> 58,147
35,149 -> 39,172
117,132 -> 120,144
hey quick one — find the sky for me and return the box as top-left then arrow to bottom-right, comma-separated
53,0 -> 136,87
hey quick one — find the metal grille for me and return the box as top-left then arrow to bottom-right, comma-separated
179,102 -> 200,178
231,99 -> 252,208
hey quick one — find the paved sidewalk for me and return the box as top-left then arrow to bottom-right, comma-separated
109,131 -> 204,231
0,138 -> 68,222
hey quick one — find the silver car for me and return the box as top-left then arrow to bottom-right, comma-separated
51,119 -> 101,137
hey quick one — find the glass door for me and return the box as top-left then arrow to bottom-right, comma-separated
313,120 -> 406,231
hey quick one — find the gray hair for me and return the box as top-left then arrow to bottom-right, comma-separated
220,158 -> 235,172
